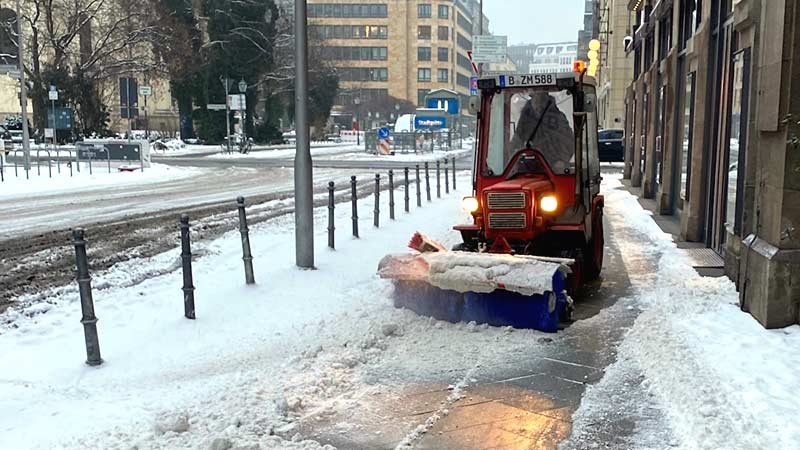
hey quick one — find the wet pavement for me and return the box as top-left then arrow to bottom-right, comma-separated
295,166 -> 668,450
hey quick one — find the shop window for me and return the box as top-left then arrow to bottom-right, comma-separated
726,49 -> 750,236
681,72 -> 696,203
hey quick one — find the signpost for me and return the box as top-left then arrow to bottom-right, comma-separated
138,85 -> 151,140
49,86 -> 57,146
472,35 -> 508,64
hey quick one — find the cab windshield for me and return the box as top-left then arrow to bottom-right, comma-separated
484,88 -> 576,176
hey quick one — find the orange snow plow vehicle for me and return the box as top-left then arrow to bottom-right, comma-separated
379,68 -> 604,332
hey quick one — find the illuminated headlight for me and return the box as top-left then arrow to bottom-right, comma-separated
540,195 -> 558,213
462,196 -> 479,213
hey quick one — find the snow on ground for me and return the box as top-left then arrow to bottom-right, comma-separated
322,148 -> 472,163
566,173 -> 800,450
0,175 -> 477,450
153,141 -> 354,158
205,145 -> 358,160
0,162 -> 201,199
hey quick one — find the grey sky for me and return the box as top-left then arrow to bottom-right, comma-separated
484,0 -> 584,45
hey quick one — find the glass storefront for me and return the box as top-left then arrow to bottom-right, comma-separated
681,72 -> 696,206
726,49 -> 749,236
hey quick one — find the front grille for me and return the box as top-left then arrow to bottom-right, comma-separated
488,213 -> 527,229
487,191 -> 526,209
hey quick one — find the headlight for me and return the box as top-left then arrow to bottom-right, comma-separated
461,196 -> 479,213
540,195 -> 558,213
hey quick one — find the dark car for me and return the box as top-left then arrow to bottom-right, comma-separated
598,128 -> 625,162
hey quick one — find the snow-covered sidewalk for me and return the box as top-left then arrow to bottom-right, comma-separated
0,175 -> 475,450
205,145 -> 359,160
565,173 -> 800,449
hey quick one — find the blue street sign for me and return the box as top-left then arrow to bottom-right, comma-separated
378,127 -> 390,139
425,98 -> 460,115
414,116 -> 447,130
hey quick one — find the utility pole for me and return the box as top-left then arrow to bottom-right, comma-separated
15,0 -> 31,175
294,0 -> 314,269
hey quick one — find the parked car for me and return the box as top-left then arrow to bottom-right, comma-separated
598,128 -> 625,162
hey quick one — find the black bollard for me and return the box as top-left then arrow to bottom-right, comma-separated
388,170 -> 395,220
237,197 -> 255,285
328,182 -> 335,249
404,167 -> 410,213
436,160 -> 441,198
180,215 -> 196,319
452,156 -> 457,190
445,158 -> 450,194
351,176 -> 359,238
72,228 -> 103,366
424,162 -> 431,202
374,174 -> 381,228
415,165 -> 422,207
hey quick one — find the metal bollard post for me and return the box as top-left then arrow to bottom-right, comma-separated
445,159 -> 450,194
328,182 -> 335,249
415,165 -> 422,207
36,150 -> 41,176
107,149 -> 111,174
237,197 -> 255,285
88,152 -> 93,175
351,176 -> 359,238
47,151 -> 52,178
452,156 -> 457,190
388,170 -> 395,220
72,228 -> 103,366
436,160 -> 441,198
373,174 -> 380,228
424,162 -> 431,202
0,154 -> 4,182
180,215 -> 196,319
404,167 -> 410,213
56,150 -> 61,174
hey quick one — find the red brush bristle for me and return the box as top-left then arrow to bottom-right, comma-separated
408,232 -> 424,251
408,232 -> 446,253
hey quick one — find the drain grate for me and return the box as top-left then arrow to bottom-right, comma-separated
681,248 -> 724,268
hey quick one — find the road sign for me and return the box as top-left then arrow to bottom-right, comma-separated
470,77 -> 479,95
207,104 -> 227,111
377,127 -> 390,139
138,85 -> 152,97
44,128 -> 54,138
228,94 -> 246,111
48,86 -> 58,101
472,35 -> 508,64
415,116 -> 447,130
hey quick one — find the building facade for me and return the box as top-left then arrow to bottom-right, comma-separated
507,43 -> 538,73
595,0 -> 633,128
578,0 -> 601,60
528,42 -> 578,74
309,0 -> 487,109
624,0 -> 800,328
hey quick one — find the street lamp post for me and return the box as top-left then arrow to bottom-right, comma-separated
354,97 -> 361,146
221,76 -> 232,153
294,0 -> 314,269
15,0 -> 31,175
238,79 -> 247,144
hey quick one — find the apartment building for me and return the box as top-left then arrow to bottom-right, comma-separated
527,42 -> 577,74
507,43 -> 538,73
309,0 -> 487,108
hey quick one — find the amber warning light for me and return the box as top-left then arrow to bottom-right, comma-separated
573,60 -> 587,73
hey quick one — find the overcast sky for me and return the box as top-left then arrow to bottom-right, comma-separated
484,0 -> 585,45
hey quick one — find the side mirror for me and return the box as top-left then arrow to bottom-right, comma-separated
468,96 -> 480,115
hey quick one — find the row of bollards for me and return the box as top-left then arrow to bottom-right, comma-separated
326,159 -> 457,250
70,157 -> 460,366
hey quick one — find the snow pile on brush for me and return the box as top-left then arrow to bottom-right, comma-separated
427,252 -> 567,296
379,251 -> 570,296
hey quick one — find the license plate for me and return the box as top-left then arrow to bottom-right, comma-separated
498,74 -> 557,88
